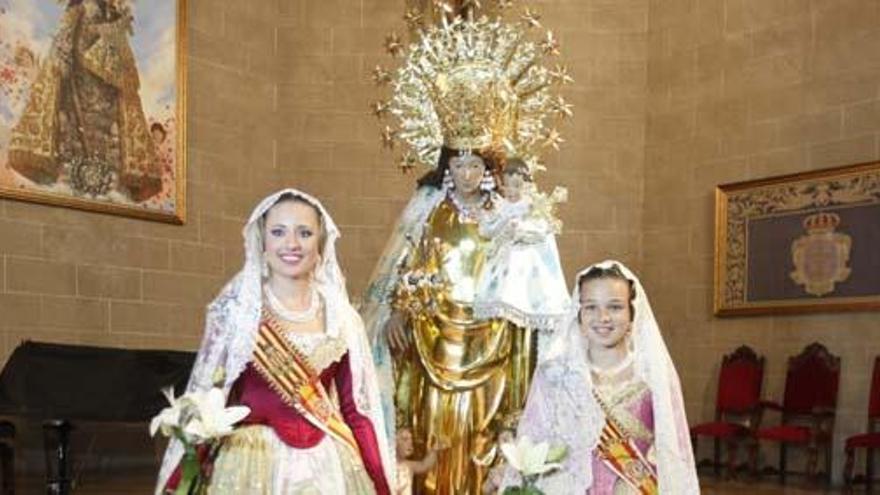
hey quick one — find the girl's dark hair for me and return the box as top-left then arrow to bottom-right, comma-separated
577,264 -> 636,321
416,146 -> 505,189
503,157 -> 532,182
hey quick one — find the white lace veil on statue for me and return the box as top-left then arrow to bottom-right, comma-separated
506,260 -> 699,494
155,188 -> 394,494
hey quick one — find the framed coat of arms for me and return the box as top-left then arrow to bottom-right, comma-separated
0,0 -> 186,223
715,161 -> 880,316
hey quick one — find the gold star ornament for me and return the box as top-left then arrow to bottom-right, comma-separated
398,152 -> 417,173
551,96 -> 573,118
372,65 -> 392,86
432,0 -> 454,15
381,126 -> 397,149
403,9 -> 424,29
541,30 -> 560,56
542,128 -> 564,150
520,8 -> 542,29
549,64 -> 574,85
371,101 -> 389,119
384,32 -> 404,57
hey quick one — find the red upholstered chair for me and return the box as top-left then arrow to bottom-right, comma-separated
690,345 -> 764,478
750,342 -> 840,484
844,356 -> 880,491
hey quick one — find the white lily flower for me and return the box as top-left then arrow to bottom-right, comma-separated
149,387 -> 184,437
182,387 -> 250,443
501,436 -> 562,477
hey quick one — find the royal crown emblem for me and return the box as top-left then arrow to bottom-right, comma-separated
790,211 -> 852,296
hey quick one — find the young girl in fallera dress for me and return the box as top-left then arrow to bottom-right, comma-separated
508,261 -> 700,494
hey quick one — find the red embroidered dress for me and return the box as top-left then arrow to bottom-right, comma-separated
210,327 -> 390,495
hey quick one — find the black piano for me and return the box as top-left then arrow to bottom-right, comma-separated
0,341 -> 195,495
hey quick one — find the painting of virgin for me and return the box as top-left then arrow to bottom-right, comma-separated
0,0 -> 185,223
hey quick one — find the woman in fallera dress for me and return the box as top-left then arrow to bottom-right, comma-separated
508,261 -> 700,494
156,189 -> 392,495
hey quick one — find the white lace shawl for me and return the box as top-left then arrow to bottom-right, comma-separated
155,188 -> 394,493
504,260 -> 700,494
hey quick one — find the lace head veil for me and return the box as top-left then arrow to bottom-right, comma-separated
157,188 -> 393,493
507,260 -> 699,494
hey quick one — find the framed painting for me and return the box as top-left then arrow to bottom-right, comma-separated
715,161 -> 880,316
0,0 -> 186,223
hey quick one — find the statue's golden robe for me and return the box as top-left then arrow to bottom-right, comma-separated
395,198 -> 534,494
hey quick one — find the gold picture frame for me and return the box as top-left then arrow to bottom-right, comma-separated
0,0 -> 187,224
715,161 -> 880,316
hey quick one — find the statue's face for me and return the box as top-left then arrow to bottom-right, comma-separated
449,154 -> 486,195
262,200 -> 322,281
83,0 -> 102,19
578,277 -> 632,350
503,171 -> 525,201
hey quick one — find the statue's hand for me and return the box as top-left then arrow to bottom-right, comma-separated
386,310 -> 410,353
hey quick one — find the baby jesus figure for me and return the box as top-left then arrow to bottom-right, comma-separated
394,427 -> 439,495
473,157 -> 569,328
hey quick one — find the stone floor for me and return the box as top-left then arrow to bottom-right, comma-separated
14,474 -> 868,494
701,477 -> 850,494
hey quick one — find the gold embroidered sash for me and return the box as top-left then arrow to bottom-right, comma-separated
252,315 -> 359,454
593,389 -> 658,495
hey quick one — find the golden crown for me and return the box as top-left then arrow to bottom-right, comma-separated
372,3 -> 574,171
802,212 -> 841,233
432,62 -> 517,150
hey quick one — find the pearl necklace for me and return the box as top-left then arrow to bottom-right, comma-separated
264,284 -> 321,323
589,352 -> 634,379
448,190 -> 486,221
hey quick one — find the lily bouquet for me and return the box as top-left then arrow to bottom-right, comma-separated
501,436 -> 567,495
150,384 -> 250,495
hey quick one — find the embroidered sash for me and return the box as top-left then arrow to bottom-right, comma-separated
251,314 -> 359,454
593,390 -> 658,495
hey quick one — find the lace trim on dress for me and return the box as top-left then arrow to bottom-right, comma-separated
261,306 -> 348,373
286,332 -> 348,373
594,378 -> 653,443
472,301 -> 564,332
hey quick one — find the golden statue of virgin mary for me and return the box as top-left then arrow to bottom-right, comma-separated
362,4 -> 573,493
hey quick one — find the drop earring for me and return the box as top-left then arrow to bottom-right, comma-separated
443,168 -> 454,190
479,171 -> 496,192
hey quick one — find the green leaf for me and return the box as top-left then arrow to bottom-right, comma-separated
502,486 -> 545,495
173,451 -> 201,495
546,444 -> 568,463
